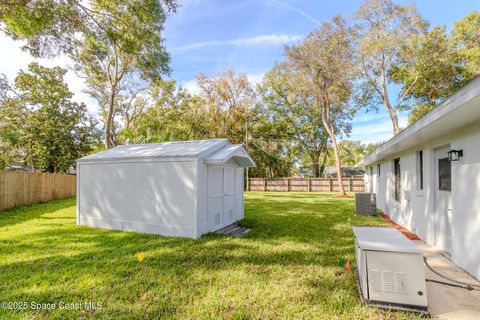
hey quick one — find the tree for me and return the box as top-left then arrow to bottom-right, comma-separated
453,11 -> 480,77
0,0 -> 77,57
245,113 -> 295,178
0,63 -> 99,172
390,26 -> 465,123
126,69 -> 292,178
285,16 -> 356,196
124,80 -> 208,143
258,63 -> 329,177
0,1 -> 176,57
0,75 -> 21,169
1,1 -> 177,149
196,69 -> 294,177
356,0 -> 427,134
326,140 -> 369,167
71,0 -> 176,149
197,68 -> 256,144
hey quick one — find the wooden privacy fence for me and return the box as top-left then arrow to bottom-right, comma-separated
248,177 -> 365,192
0,171 -> 76,211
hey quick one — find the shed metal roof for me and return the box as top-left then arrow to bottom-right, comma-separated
77,139 -> 229,162
204,144 -> 255,167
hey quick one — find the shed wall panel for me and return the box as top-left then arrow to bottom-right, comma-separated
78,160 -> 196,238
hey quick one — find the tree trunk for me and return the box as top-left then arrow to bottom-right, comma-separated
319,133 -> 329,177
321,115 -> 346,196
330,133 -> 347,196
319,98 -> 347,196
319,149 -> 328,177
383,97 -> 400,135
311,154 -> 320,177
104,85 -> 116,149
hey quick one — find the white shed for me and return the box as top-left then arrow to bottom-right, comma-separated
76,139 -> 255,239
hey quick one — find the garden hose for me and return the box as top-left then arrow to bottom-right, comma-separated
423,256 -> 480,291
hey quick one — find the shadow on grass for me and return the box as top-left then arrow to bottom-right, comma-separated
0,193 -> 399,319
0,198 -> 76,228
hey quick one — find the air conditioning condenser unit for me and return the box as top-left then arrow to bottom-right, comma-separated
353,227 -> 428,314
355,192 -> 377,216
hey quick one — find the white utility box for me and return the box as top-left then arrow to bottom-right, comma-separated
353,227 -> 428,313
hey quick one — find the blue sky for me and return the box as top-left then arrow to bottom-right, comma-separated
0,0 -> 478,144
162,0 -> 479,143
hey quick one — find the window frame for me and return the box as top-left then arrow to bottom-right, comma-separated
416,151 -> 424,191
394,158 -> 401,201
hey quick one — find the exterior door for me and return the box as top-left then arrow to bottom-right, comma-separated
223,167 -> 236,226
207,166 -> 237,231
207,167 -> 224,230
434,146 -> 453,254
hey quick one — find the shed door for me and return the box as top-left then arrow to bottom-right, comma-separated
207,166 -> 237,231
207,167 -> 223,230
223,167 -> 237,226
434,146 -> 452,254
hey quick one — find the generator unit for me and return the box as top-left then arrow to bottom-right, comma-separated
355,192 -> 377,216
353,227 -> 428,314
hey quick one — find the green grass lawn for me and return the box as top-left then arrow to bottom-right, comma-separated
0,193 -> 419,319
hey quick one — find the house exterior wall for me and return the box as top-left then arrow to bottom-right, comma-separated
77,157 -> 197,238
366,122 -> 480,279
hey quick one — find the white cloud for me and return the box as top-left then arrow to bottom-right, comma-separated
349,113 -> 409,144
353,112 -> 392,124
180,78 -> 201,95
173,34 -> 302,51
246,72 -> 265,86
179,71 -> 266,95
266,0 -> 321,26
0,34 -> 98,114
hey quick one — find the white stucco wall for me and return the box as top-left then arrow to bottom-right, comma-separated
369,122 -> 480,279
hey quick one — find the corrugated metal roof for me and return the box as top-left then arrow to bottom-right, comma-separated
77,139 -> 228,161
204,144 -> 255,167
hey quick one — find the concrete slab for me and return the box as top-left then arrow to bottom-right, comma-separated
214,224 -> 251,237
413,240 -> 480,319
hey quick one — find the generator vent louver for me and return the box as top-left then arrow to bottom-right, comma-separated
395,272 -> 408,294
382,271 -> 394,293
370,270 -> 382,292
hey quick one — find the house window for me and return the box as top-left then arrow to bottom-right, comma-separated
416,151 -> 423,190
439,158 -> 451,191
369,166 -> 374,192
394,158 -> 401,201
377,164 -> 381,178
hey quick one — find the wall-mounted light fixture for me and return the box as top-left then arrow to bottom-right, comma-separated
447,149 -> 463,161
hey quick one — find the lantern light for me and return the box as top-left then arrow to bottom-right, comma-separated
447,149 -> 463,161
